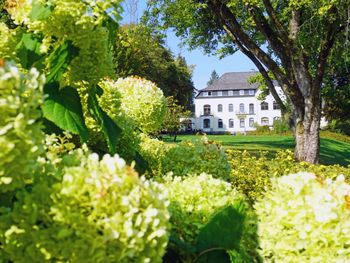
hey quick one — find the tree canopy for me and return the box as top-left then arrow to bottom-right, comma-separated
207,69 -> 219,86
114,24 -> 195,109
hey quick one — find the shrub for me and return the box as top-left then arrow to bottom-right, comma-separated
272,119 -> 290,134
227,149 -> 350,203
160,136 -> 231,179
255,172 -> 350,262
162,173 -> 257,262
0,62 -> 45,193
0,151 -> 170,262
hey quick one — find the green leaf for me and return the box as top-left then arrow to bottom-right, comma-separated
87,87 -> 121,154
103,17 -> 119,48
133,151 -> 149,175
195,205 -> 245,262
42,83 -> 89,141
28,2 -> 52,21
16,33 -> 43,69
46,41 -> 79,84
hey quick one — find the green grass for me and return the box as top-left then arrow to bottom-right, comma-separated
161,134 -> 350,166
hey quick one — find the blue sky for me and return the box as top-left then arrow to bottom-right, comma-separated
120,1 -> 257,91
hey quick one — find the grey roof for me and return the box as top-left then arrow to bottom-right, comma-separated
203,71 -> 259,91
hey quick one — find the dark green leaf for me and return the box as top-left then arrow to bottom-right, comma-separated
28,2 -> 52,21
103,17 -> 119,47
42,82 -> 89,141
133,151 -> 149,175
46,41 -> 79,84
196,250 -> 230,263
15,33 -> 43,69
87,88 -> 121,154
196,205 -> 245,255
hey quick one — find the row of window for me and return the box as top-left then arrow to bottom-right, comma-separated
202,89 -> 255,97
203,117 -> 280,129
203,102 -> 280,115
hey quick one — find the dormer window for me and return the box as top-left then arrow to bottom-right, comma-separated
239,90 -> 244,95
203,92 -> 208,97
217,91 -> 222,96
249,90 -> 254,95
228,90 -> 233,96
208,91 -> 212,96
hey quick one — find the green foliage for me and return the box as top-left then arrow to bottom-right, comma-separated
206,70 -> 219,86
114,24 -> 195,108
42,83 -> 89,142
227,149 -> 350,203
255,172 -> 350,262
272,119 -> 290,134
0,62 -> 45,193
1,0 -> 123,151
1,150 -> 170,262
162,96 -> 191,136
162,173 -> 255,262
160,136 -> 231,179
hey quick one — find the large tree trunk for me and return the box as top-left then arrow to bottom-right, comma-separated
293,94 -> 322,164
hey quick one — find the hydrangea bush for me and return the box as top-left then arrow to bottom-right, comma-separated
6,0 -> 118,86
255,172 -> 350,262
0,62 -> 45,192
1,150 -> 170,262
162,173 -> 256,262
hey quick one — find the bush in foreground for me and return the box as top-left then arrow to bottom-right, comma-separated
255,172 -> 350,262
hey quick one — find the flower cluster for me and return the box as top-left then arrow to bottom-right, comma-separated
162,173 -> 243,248
255,172 -> 350,262
111,77 -> 166,134
0,61 -> 45,192
6,0 -> 117,86
1,150 -> 170,262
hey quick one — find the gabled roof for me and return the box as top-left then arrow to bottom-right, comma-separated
203,71 -> 259,91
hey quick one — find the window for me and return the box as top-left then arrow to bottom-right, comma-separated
228,90 -> 233,96
273,101 -> 280,110
212,91 -> 217,96
218,119 -> 223,128
203,104 -> 211,115
239,90 -> 244,95
261,102 -> 269,110
239,103 -> 245,113
261,117 -> 269,125
217,91 -> 222,96
203,119 -> 210,128
249,90 -> 254,95
240,118 -> 245,128
208,91 -> 212,96
249,118 -> 254,127
222,91 -> 228,96
203,92 -> 208,97
229,119 -> 234,128
217,104 -> 223,112
229,104 -> 233,112
249,103 -> 254,114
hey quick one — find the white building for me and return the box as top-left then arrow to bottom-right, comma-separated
192,72 -> 284,133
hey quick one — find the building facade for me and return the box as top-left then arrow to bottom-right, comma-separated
192,72 -> 284,133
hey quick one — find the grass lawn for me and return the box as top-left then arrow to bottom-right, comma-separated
161,134 -> 350,166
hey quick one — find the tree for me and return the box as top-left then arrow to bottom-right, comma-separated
114,24 -> 195,109
207,69 -> 219,86
162,96 -> 191,141
145,0 -> 349,163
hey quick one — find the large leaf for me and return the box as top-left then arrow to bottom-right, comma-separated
87,88 -> 121,154
28,2 -> 52,21
16,33 -> 43,70
42,83 -> 89,141
46,41 -> 79,84
195,205 -> 246,263
133,151 -> 149,175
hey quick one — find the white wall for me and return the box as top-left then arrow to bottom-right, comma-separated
194,87 -> 284,132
